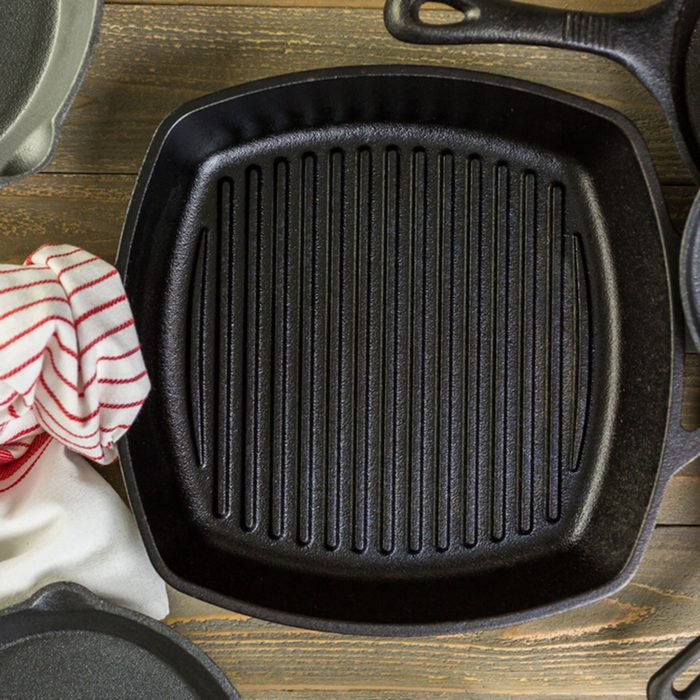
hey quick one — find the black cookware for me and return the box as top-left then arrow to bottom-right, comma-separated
384,0 -> 700,182
648,637 -> 700,699
0,583 -> 238,699
118,66 -> 700,634
0,0 -> 102,186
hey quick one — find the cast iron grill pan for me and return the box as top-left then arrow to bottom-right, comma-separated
118,67 -> 698,634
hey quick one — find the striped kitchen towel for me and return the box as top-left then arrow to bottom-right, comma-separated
0,244 -> 167,618
0,244 -> 150,488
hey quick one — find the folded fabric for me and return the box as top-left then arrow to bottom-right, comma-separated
0,244 -> 168,618
0,244 -> 150,475
0,439 -> 168,618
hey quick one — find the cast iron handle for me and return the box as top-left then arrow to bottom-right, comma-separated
384,0 -> 671,66
648,637 -> 700,700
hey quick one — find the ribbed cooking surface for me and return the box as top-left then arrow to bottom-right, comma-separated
188,145 -> 591,555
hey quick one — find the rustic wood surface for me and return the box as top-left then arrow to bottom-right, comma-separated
48,5 -> 688,182
1,0 -> 699,697
164,528 -> 700,699
106,0 -> 653,9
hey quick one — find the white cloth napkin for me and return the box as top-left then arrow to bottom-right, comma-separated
0,439 -> 168,617
0,244 -> 168,618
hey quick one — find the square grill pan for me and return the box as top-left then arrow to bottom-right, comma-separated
118,66 -> 696,634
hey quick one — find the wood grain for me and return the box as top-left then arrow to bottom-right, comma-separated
49,5 -> 691,183
161,528 -> 700,698
107,0 -> 654,10
0,174 -> 132,264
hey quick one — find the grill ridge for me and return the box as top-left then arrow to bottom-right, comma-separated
190,227 -> 209,470
326,149 -> 344,551
547,183 -> 565,523
465,155 -> 483,547
519,171 -> 536,534
217,177 -> 235,519
244,165 -> 262,532
270,159 -> 287,539
437,150 -> 455,552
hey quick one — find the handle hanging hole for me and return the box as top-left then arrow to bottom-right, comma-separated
416,0 -> 481,26
672,654 -> 700,695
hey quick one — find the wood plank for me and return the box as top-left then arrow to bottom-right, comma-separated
107,0 -> 395,6
660,463 -> 700,525
0,174 -> 132,264
107,0 -> 654,10
50,5 -> 690,182
162,528 -> 700,698
2,174 -> 698,526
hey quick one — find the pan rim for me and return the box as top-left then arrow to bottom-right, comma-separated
681,193 -> 700,349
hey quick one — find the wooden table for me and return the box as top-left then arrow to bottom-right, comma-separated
1,0 -> 699,696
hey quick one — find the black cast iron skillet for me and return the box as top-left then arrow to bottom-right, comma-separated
118,66 -> 700,635
384,0 -> 700,183
0,0 -> 103,186
0,583 -> 238,699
